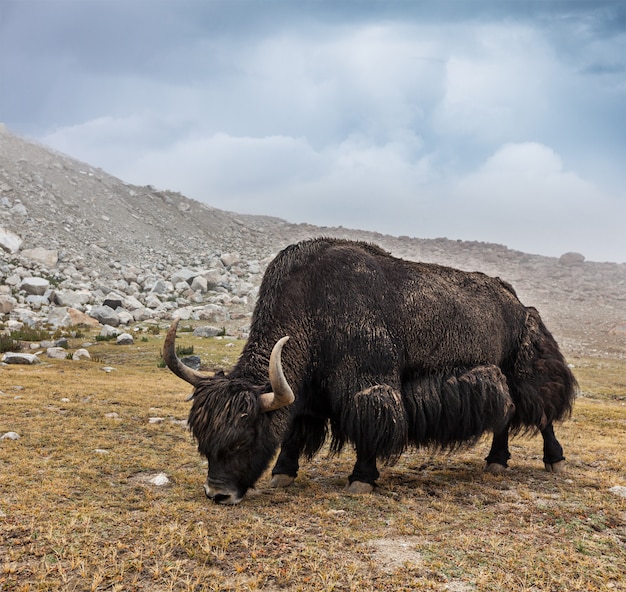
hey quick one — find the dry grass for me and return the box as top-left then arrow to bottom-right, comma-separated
1,332 -> 625,591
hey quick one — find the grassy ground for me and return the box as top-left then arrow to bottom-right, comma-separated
1,329 -> 625,591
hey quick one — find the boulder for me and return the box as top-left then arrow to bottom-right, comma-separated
20,248 -> 59,267
193,325 -> 222,338
100,325 -> 120,338
170,268 -> 197,285
89,305 -> 120,326
116,333 -> 134,345
52,289 -> 93,309
0,294 -> 17,314
72,348 -> 91,360
20,277 -> 50,296
2,352 -> 41,365
191,275 -> 208,293
102,292 -> 124,309
221,252 -> 240,268
47,347 -> 68,360
0,227 -> 22,253
559,252 -> 585,266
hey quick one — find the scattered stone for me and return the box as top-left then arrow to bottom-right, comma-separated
20,277 -> 50,296
89,305 -> 120,327
46,346 -> 68,359
0,294 -> 17,314
1,431 -> 20,440
609,485 -> 626,498
104,412 -> 120,419
100,324 -> 120,338
116,333 -> 134,345
193,325 -> 222,338
149,473 -> 170,486
94,449 -> 110,454
181,355 -> 201,370
0,226 -> 23,253
2,352 -> 41,364
0,126 -> 623,366
101,366 -> 116,373
20,247 -> 58,267
72,348 -> 91,360
148,417 -> 164,424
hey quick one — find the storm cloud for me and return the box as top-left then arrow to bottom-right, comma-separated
1,0 -> 624,261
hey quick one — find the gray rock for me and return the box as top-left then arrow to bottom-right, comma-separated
2,352 -> 41,364
52,288 -> 93,309
191,275 -> 208,293
116,333 -> 134,345
20,248 -> 59,267
102,292 -> 124,309
20,277 -> 50,296
193,325 -> 222,338
221,252 -> 240,268
46,347 -> 68,359
197,303 -> 230,323
144,293 -> 162,309
1,431 -> 20,440
72,348 -> 91,360
171,268 -> 197,285
100,324 -> 120,338
0,227 -> 22,253
0,294 -> 17,314
117,310 -> 134,325
150,279 -> 171,295
89,305 -> 120,326
181,355 -> 201,370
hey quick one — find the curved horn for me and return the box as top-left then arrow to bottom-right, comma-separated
163,318 -> 207,387
258,336 -> 295,413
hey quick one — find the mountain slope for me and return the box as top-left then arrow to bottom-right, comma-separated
1,125 -> 624,356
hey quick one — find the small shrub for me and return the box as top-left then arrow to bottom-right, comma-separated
176,344 -> 194,356
0,334 -> 20,353
10,327 -> 51,342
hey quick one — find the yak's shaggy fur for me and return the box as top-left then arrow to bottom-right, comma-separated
170,237 -> 577,502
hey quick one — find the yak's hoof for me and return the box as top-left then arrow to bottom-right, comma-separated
484,462 -> 508,474
346,481 -> 374,494
270,474 -> 295,488
544,460 -> 565,474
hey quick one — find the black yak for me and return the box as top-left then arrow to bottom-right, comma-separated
165,238 -> 576,504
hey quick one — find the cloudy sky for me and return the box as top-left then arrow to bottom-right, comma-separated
1,1 -> 624,262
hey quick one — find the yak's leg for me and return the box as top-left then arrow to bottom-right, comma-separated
347,448 -> 379,493
270,414 -> 327,487
542,423 -> 566,473
270,436 -> 300,488
485,426 -> 511,473
342,383 -> 407,493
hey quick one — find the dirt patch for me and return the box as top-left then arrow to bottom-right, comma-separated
368,536 -> 424,573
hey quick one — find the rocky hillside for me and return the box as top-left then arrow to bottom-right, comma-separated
1,124 -> 625,358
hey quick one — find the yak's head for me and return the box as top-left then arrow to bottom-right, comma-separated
164,319 -> 294,505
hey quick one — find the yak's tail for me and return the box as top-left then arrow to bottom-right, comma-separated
507,307 -> 577,432
403,365 -> 515,449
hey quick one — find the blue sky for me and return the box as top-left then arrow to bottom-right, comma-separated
1,0 -> 624,262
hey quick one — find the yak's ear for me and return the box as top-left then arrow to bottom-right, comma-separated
258,337 -> 295,413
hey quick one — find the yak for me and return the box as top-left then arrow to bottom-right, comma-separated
164,237 -> 576,504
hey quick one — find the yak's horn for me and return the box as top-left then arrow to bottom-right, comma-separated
163,318 -> 207,387
258,336 -> 295,413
